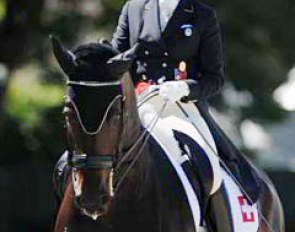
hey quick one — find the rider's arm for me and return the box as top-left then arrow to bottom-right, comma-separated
183,8 -> 225,102
111,2 -> 131,53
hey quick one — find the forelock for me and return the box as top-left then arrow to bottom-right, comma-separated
72,43 -> 118,64
69,43 -> 119,82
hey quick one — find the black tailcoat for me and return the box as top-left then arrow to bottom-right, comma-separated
112,0 -> 225,101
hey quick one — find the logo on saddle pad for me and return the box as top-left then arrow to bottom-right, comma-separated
238,196 -> 256,223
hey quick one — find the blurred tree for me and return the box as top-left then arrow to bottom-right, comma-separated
207,0 -> 294,122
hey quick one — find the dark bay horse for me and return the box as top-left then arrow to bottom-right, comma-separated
51,36 -> 284,232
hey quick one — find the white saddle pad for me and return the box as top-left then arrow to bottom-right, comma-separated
138,95 -> 223,232
138,92 -> 259,232
138,95 -> 223,195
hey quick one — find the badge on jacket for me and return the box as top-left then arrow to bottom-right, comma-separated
181,24 -> 193,37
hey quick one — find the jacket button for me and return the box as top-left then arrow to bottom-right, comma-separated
142,74 -> 147,80
144,50 -> 149,55
143,62 -> 148,67
164,52 -> 168,56
162,63 -> 167,68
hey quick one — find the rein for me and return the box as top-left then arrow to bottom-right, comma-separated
114,100 -> 167,192
67,80 -> 121,87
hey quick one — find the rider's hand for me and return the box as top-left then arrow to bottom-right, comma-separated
159,81 -> 190,102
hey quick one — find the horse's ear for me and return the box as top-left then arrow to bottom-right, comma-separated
50,35 -> 77,77
106,43 -> 139,76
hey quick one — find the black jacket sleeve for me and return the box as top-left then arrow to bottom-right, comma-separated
184,9 -> 225,102
111,2 -> 131,53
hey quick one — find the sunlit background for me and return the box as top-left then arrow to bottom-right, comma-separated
0,0 -> 294,231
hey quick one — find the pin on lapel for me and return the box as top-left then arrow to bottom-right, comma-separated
181,24 -> 193,37
184,4 -> 194,14
144,3 -> 151,10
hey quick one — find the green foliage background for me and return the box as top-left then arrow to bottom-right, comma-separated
0,0 -> 294,231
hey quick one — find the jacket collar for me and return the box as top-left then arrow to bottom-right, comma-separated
139,0 -> 195,43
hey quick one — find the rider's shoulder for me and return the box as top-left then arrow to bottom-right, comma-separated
122,0 -> 147,12
195,1 -> 218,19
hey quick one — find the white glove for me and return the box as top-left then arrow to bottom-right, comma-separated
159,81 -> 190,102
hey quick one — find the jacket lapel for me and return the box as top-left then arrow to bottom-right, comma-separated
139,0 -> 162,43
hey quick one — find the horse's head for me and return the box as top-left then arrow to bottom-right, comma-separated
51,36 -> 140,219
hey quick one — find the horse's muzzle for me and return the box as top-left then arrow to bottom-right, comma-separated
76,194 -> 112,219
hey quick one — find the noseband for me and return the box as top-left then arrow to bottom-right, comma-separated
68,153 -> 113,170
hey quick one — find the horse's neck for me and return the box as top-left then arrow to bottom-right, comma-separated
121,115 -> 141,151
120,74 -> 142,151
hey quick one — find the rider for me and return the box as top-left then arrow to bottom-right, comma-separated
110,0 -> 261,230
111,1 -> 224,167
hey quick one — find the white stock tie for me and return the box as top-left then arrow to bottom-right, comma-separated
159,0 -> 180,31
